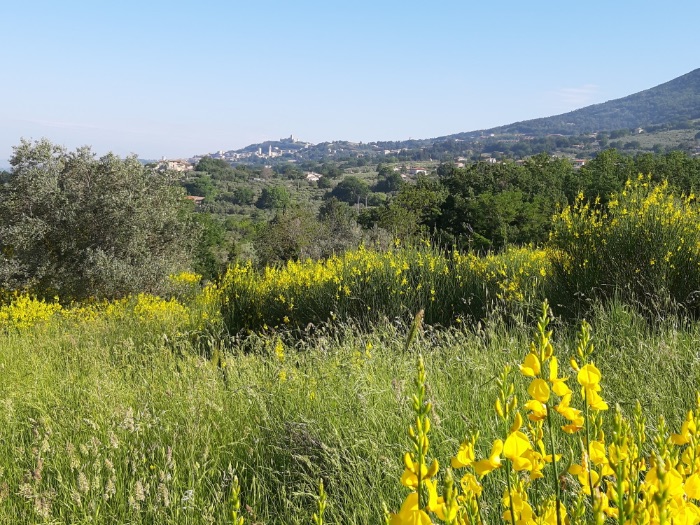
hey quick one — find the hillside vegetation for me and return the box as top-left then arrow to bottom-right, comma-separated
478,68 -> 700,136
3,174 -> 700,522
3,84 -> 700,522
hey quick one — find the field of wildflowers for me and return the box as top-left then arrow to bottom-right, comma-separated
2,177 -> 700,523
2,289 -> 700,523
389,303 -> 700,524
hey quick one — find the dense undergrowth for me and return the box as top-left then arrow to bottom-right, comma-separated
2,178 -> 700,523
1,298 -> 700,524
222,176 -> 700,333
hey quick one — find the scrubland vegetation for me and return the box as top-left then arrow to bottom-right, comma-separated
4,166 -> 700,523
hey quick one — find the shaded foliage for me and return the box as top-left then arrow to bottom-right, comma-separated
256,185 -> 291,210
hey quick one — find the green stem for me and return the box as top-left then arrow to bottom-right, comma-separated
476,494 -> 485,525
546,404 -> 563,525
417,431 -> 424,510
616,459 -> 625,525
505,462 -> 517,525
583,393 -> 595,507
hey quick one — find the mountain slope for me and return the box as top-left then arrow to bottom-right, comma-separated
450,68 -> 700,138
198,68 -> 700,164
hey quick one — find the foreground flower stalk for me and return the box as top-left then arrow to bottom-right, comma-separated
520,300 -> 567,525
386,300 -> 700,524
390,354 -> 440,525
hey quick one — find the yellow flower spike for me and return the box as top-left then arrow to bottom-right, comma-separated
507,395 -> 518,416
460,473 -> 483,498
549,356 -> 572,397
525,399 -> 547,421
401,465 -> 424,489
528,378 -> 550,404
451,440 -> 476,469
685,473 -> 700,500
519,353 -> 541,377
421,435 -> 430,454
671,411 -> 695,446
403,452 -> 415,471
666,466 -> 685,499
523,449 -> 545,480
570,357 -> 580,371
502,489 -> 535,524
597,492 -> 618,519
556,396 -> 584,433
503,431 -> 533,469
540,498 -> 567,525
589,440 -> 608,466
424,479 -> 447,521
401,453 -> 429,489
544,341 -> 554,361
495,397 -> 504,418
425,459 -> 439,479
389,492 -> 432,525
608,442 -> 629,464
584,387 -> 609,411
673,501 -> 700,524
569,462 -> 600,494
548,355 -> 559,379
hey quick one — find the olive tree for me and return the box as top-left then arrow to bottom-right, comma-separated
0,139 -> 197,300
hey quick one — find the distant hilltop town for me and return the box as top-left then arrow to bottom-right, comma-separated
155,135 -> 310,172
193,135 -> 315,164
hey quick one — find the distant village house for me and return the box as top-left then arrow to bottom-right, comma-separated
157,159 -> 194,172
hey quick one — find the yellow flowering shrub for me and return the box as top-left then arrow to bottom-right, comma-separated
221,244 -> 550,333
0,283 -> 221,334
550,176 -> 700,314
167,271 -> 203,302
0,293 -> 62,330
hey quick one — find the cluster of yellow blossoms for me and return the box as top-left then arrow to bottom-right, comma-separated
549,176 -> 700,307
0,293 -> 62,330
222,244 -> 550,333
390,301 -> 700,525
0,282 -> 220,333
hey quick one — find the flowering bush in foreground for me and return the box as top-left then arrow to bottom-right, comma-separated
389,302 -> 700,524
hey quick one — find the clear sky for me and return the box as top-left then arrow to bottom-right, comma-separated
1,0 -> 698,162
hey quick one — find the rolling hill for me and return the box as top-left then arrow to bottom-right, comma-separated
450,68 -> 700,138
198,68 -> 700,164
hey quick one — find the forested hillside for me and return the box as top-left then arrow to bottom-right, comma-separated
455,68 -> 700,136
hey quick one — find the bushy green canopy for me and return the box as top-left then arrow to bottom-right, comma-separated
0,139 -> 196,300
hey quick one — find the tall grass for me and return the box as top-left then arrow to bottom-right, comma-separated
1,300 -> 699,523
3,178 -> 700,522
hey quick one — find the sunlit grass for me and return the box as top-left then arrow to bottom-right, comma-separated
1,298 -> 699,523
2,177 -> 700,522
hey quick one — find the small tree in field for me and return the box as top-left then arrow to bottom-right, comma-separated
0,138 -> 197,301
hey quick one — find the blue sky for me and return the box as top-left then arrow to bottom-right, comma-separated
1,0 -> 698,162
